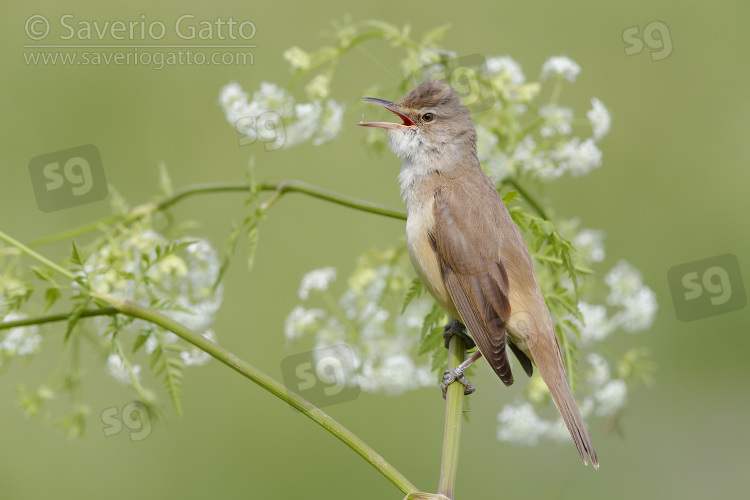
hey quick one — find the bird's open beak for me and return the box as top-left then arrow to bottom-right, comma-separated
357,97 -> 416,129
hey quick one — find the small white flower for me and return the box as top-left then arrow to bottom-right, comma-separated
514,136 -> 561,181
539,104 -> 574,137
285,306 -> 326,343
587,353 -> 611,387
312,99 -> 345,146
613,287 -> 658,333
486,55 -> 526,85
282,46 -> 311,71
587,98 -> 611,141
298,267 -> 337,300
551,137 -> 602,177
218,81 -> 249,110
305,74 -> 330,100
497,403 -> 551,445
605,260 -> 644,307
358,353 -> 431,396
574,229 -> 606,263
594,379 -> 627,416
106,353 -> 141,386
540,56 -> 581,82
0,313 -> 42,356
570,302 -> 615,344
476,124 -> 499,163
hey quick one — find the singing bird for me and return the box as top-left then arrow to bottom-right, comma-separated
358,80 -> 598,468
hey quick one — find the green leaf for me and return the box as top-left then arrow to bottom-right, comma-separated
501,190 -> 519,204
430,345 -> 449,373
419,324 -> 444,355
421,24 -> 451,45
44,287 -> 61,312
30,266 -> 55,284
132,332 -> 151,354
401,278 -> 425,313
246,224 -> 260,272
421,302 -> 445,340
65,298 -> 90,343
70,241 -> 85,269
158,162 -> 173,196
149,338 -> 184,416
147,240 -> 197,269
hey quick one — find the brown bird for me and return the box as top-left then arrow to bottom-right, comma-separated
358,80 -> 598,468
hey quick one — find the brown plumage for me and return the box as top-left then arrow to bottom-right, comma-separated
359,79 -> 598,468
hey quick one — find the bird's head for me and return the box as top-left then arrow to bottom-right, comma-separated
358,80 -> 477,164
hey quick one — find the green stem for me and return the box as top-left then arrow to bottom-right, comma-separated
0,307 -> 117,330
0,230 -> 417,493
505,176 -> 549,221
89,292 -> 418,496
28,180 -> 406,248
437,336 -> 466,499
261,180 -> 406,220
0,230 -> 77,281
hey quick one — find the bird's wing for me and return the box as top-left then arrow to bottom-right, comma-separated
432,184 -> 515,386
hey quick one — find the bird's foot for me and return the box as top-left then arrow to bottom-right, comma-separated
443,319 -> 475,350
441,367 -> 476,399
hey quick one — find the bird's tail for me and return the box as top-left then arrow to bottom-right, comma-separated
531,337 -> 599,469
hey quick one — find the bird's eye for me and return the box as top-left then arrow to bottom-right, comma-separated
422,113 -> 434,122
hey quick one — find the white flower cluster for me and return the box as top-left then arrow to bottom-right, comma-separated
285,257 -> 436,396
219,81 -> 345,150
474,55 -> 611,182
0,310 -> 42,366
567,259 -> 658,341
540,56 -> 581,82
75,230 -> 223,384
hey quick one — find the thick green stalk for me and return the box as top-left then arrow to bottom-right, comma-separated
437,336 -> 467,499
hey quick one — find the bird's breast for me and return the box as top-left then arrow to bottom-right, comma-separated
405,196 -> 459,319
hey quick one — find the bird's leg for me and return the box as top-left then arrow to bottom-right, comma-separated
443,319 -> 475,349
441,319 -> 483,398
441,351 -> 483,398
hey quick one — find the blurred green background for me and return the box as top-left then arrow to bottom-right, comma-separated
2,1 -> 749,498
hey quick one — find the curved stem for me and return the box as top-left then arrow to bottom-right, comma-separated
0,229 -> 418,494
91,292 -> 418,496
28,180 -> 406,248
261,180 -> 406,220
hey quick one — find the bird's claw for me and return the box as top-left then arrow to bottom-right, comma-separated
443,319 -> 475,349
441,367 -> 476,399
